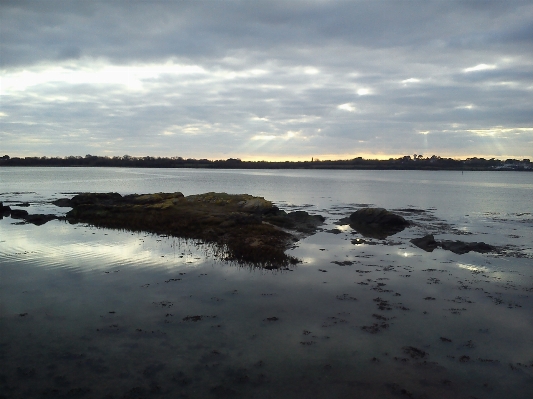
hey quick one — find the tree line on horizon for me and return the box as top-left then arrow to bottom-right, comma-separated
0,154 -> 531,171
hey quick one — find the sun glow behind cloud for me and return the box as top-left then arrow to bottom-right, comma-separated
1,61 -> 208,93
466,127 -> 533,137
338,103 -> 357,112
463,63 -> 497,73
250,130 -> 302,141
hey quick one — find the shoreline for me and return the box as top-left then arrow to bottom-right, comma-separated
1,155 -> 531,171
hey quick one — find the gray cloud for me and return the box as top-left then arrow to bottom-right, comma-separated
1,0 -> 532,159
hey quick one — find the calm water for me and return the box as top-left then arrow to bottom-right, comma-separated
1,168 -> 532,398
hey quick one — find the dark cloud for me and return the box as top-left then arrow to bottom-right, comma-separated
3,0 -> 531,67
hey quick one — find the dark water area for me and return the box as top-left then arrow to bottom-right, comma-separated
1,168 -> 532,398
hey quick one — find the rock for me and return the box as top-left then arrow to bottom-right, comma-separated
10,209 -> 29,219
263,210 -> 325,234
52,198 -> 73,207
411,235 -> 496,254
440,240 -> 495,255
127,192 -> 184,205
240,198 -> 274,213
410,234 -> 438,252
7,207 -> 58,225
350,208 -> 409,226
64,192 -> 324,268
8,208 -> 58,225
70,192 -> 123,207
0,202 -> 11,214
347,207 -> 409,239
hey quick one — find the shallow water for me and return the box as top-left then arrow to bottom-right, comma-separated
1,168 -> 532,398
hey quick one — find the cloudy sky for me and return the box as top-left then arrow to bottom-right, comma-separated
1,0 -> 532,160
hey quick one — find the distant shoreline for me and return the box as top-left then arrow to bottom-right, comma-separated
1,155 -> 531,171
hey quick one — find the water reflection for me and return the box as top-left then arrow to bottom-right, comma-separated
0,219 -> 221,272
1,176 -> 533,398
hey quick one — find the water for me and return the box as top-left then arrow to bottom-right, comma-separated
1,168 -> 532,398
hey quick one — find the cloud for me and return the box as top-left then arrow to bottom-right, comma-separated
1,0 -> 532,159
463,64 -> 497,73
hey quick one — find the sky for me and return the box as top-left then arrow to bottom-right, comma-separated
1,0 -> 532,161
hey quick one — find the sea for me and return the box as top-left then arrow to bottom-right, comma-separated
1,167 -> 532,398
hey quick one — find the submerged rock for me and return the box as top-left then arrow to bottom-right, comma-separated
411,234 -> 496,254
61,192 -> 324,267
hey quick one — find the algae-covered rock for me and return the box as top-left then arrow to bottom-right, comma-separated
241,198 -> 274,213
63,192 -> 324,268
128,192 -> 184,205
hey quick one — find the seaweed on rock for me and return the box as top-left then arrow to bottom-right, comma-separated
62,192 -> 323,268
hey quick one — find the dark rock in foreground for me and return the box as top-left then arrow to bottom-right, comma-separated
61,192 -> 324,268
339,207 -> 410,239
411,234 -> 496,254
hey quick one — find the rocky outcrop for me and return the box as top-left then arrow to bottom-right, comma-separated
339,207 -> 410,239
61,192 -> 324,268
411,234 -> 496,254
